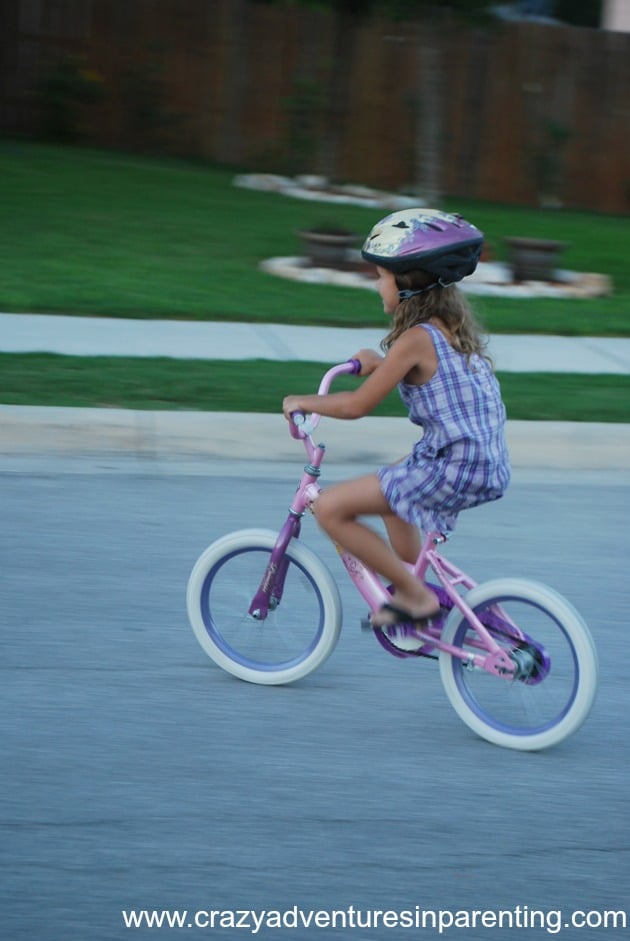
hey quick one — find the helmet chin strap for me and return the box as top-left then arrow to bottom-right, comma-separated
398,277 -> 451,300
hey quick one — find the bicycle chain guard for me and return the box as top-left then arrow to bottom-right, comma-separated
369,583 -> 451,660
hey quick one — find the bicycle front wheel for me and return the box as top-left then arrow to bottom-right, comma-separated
438,578 -> 598,751
186,528 -> 342,685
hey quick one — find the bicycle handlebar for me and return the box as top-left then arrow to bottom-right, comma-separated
289,358 -> 361,439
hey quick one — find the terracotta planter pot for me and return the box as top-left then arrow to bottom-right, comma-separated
297,228 -> 361,268
504,237 -> 568,282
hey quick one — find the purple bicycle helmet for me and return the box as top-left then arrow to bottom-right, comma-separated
361,208 -> 484,286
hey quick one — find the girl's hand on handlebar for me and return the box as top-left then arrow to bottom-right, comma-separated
351,348 -> 384,376
283,394 -> 307,422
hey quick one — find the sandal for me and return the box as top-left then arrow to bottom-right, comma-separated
370,602 -> 441,629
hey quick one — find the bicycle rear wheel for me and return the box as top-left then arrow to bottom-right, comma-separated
187,528 -> 342,685
438,578 -> 598,750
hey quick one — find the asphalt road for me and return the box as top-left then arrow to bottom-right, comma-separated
2,456 -> 628,940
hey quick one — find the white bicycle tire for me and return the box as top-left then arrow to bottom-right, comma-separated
186,528 -> 342,685
438,577 -> 598,751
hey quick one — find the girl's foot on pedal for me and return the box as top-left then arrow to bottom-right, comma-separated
371,597 -> 441,629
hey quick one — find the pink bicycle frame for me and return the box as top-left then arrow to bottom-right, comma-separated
248,362 -> 357,620
249,361 -> 521,679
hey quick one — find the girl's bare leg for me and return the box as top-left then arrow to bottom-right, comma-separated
383,512 -> 422,565
314,474 -> 438,624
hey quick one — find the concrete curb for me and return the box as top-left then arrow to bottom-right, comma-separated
1,405 -> 628,470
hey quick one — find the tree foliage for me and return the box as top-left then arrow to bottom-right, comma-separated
252,0 -> 493,21
554,0 -> 602,28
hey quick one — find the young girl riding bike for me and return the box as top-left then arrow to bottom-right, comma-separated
282,209 -> 510,629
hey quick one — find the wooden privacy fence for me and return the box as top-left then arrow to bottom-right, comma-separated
1,0 -> 629,213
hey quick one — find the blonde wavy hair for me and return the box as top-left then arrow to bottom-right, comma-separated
381,269 -> 492,365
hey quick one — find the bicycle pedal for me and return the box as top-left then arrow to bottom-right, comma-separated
360,616 -> 374,632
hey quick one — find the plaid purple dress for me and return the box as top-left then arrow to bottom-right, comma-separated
377,323 -> 511,535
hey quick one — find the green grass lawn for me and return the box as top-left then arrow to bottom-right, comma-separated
1,141 -> 628,336
2,354 -> 629,423
1,142 -> 628,422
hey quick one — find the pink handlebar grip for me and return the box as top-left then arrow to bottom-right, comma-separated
289,411 -> 307,439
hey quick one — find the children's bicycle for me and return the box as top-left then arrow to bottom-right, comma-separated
187,361 -> 598,751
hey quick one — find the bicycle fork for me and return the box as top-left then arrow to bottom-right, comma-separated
248,458 -> 324,620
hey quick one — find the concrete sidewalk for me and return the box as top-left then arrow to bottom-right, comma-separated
2,312 -> 630,373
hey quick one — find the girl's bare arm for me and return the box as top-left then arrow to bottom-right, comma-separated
283,327 -> 436,421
